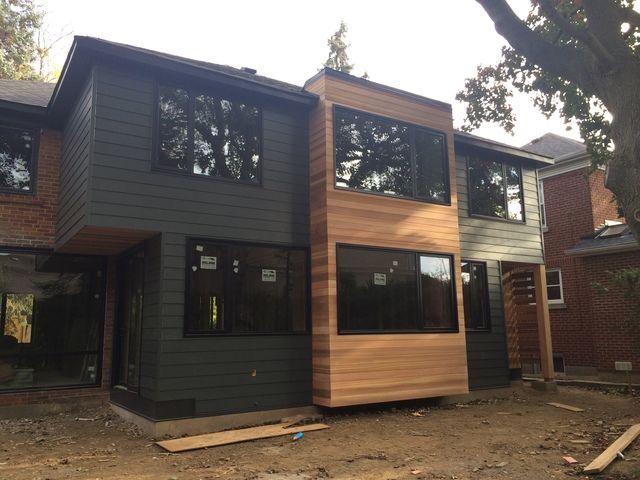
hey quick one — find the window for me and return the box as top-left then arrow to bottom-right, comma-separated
539,180 -> 546,227
334,107 -> 450,203
0,125 -> 36,193
158,85 -> 261,183
468,156 -> 524,221
546,268 -> 564,304
186,241 -> 308,334
337,245 -> 457,332
0,252 -> 104,391
461,261 -> 490,330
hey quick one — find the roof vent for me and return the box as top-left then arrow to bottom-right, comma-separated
241,67 -> 257,75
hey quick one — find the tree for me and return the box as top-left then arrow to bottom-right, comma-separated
324,21 -> 355,73
456,0 -> 640,241
0,0 -> 43,80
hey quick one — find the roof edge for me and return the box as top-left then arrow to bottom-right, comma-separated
565,242 -> 640,257
454,131 -> 554,166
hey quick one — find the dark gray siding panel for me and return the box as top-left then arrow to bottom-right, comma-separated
56,72 -> 93,247
90,66 -> 312,415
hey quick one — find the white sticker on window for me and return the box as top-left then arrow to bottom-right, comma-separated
200,256 -> 217,270
373,273 -> 387,286
262,269 -> 276,282
195,245 -> 204,252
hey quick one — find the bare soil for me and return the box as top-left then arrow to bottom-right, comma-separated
1,384 -> 640,480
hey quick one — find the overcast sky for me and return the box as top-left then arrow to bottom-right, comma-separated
40,0 -> 581,148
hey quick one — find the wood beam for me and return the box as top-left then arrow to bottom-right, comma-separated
533,264 -> 555,381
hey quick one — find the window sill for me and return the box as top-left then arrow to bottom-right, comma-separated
338,328 -> 459,335
151,165 -> 263,187
542,226 -> 549,233
548,303 -> 567,310
468,213 -> 525,224
466,328 -> 492,333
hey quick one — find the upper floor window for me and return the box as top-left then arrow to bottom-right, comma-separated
0,125 -> 36,193
468,156 -> 524,222
334,107 -> 450,204
157,85 -> 261,183
539,180 -> 546,227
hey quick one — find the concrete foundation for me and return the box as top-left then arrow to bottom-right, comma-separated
110,403 -> 322,438
530,379 -> 558,392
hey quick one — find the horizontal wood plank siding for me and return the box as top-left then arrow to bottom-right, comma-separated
456,151 -> 544,390
89,66 -> 312,415
307,73 -> 468,407
56,71 -> 93,248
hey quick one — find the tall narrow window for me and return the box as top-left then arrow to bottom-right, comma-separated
468,156 -> 524,222
0,125 -> 36,193
546,269 -> 564,304
539,180 -> 546,227
158,86 -> 261,183
461,261 -> 490,330
334,107 -> 449,203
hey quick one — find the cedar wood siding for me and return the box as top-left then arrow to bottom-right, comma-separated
455,151 -> 545,390
307,73 -> 469,408
56,71 -> 93,248
86,65 -> 312,416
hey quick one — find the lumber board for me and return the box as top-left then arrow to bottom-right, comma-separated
584,424 -> 640,474
546,402 -> 585,412
156,423 -> 330,453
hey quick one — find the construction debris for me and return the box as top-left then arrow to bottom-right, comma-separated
546,402 -> 585,412
584,424 -> 640,474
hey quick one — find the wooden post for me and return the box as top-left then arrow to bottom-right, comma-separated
533,264 -> 555,382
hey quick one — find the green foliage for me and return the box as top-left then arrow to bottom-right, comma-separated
0,0 -> 43,80
324,21 -> 355,74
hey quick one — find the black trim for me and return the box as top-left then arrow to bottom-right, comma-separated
183,238 -> 311,337
454,131 -> 554,166
461,259 -> 492,332
110,388 -> 195,421
0,123 -> 39,196
336,243 -> 459,335
332,105 -> 451,206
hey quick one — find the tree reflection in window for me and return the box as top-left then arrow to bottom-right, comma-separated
468,156 -> 523,221
158,86 -> 260,182
0,126 -> 34,192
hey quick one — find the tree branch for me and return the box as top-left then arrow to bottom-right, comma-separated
582,0 -> 633,60
537,0 -> 616,68
476,0 -> 594,89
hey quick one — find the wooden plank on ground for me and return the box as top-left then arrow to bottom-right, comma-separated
584,424 -> 640,474
546,402 -> 585,412
156,423 -> 330,453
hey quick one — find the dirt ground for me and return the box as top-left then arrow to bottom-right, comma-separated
1,384 -> 639,480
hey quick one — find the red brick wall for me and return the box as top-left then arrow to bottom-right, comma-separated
588,169 -> 622,228
0,128 -> 61,249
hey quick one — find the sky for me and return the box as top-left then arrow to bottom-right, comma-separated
39,0 -> 582,148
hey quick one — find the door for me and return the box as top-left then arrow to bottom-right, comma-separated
115,249 -> 145,391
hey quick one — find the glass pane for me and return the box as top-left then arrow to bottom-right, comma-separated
194,95 -> 260,182
547,285 -> 562,300
230,246 -> 306,332
335,109 -> 411,197
420,255 -> 455,329
118,250 -> 144,390
416,129 -> 448,202
506,165 -> 523,221
0,126 -> 33,191
188,243 -> 225,332
0,253 -> 104,391
338,247 -> 417,331
546,270 -> 560,286
462,262 -> 489,330
158,86 -> 189,170
468,157 -> 505,218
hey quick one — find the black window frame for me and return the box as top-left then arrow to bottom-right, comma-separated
332,106 -> 451,205
153,82 -> 264,186
461,260 -> 491,331
0,122 -> 39,195
0,246 -> 106,393
466,155 -> 526,223
184,238 -> 310,337
336,244 -> 459,335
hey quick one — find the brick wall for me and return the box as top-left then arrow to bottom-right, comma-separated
0,128 -> 61,249
588,169 -> 622,229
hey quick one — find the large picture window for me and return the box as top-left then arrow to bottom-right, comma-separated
186,241 -> 308,334
461,261 -> 490,330
0,125 -> 36,193
158,85 -> 261,183
334,107 -> 449,203
468,156 -> 524,221
337,245 -> 457,333
0,252 -> 104,391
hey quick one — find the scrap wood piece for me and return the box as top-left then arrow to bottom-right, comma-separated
584,424 -> 640,474
156,422 -> 330,453
546,402 -> 585,412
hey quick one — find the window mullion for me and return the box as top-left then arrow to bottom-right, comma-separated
416,253 -> 423,330
502,161 -> 509,219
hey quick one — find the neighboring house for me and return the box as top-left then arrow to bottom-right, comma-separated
0,36 -> 553,430
523,133 -> 640,379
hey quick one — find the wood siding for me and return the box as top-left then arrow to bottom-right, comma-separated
56,72 -> 94,248
307,73 -> 469,407
455,152 -> 545,390
76,65 -> 312,416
